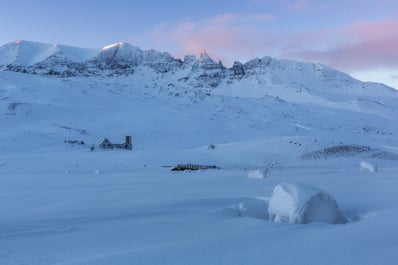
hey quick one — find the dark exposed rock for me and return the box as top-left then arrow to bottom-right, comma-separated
230,61 -> 245,79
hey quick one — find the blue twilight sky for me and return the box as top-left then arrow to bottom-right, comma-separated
1,0 -> 398,88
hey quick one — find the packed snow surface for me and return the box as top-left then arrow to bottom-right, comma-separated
1,41 -> 398,264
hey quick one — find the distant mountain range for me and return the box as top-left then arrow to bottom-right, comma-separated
0,40 -> 393,94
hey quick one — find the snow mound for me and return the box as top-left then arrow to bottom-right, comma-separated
248,168 -> 268,179
268,183 -> 343,224
360,161 -> 378,173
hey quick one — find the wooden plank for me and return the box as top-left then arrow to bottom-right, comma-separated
171,164 -> 220,171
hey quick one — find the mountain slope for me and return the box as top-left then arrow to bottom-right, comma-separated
0,40 -> 98,66
1,40 -> 397,158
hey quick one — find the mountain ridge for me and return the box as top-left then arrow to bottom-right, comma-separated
0,39 -> 395,108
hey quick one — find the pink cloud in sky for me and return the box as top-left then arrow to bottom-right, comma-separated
283,18 -> 398,71
148,13 -> 281,65
249,0 -> 330,13
244,14 -> 277,22
146,13 -> 398,76
290,0 -> 311,12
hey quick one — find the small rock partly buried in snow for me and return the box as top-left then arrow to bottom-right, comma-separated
268,182 -> 344,224
235,202 -> 247,217
360,161 -> 378,173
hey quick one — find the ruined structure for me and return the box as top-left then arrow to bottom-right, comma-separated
99,136 -> 132,150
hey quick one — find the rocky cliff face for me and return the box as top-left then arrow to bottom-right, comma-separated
179,52 -> 227,88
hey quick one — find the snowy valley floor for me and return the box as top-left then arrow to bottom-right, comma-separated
1,71 -> 398,264
1,149 -> 398,265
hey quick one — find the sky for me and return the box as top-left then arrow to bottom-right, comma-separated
1,0 -> 398,88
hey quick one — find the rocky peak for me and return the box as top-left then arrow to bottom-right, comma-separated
230,61 -> 245,79
179,51 -> 227,88
183,55 -> 197,67
95,42 -> 143,67
198,50 -> 224,70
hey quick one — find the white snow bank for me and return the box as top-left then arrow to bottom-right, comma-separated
248,168 -> 268,179
268,183 -> 343,224
360,161 -> 378,173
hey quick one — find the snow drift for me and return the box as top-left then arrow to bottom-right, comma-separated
268,183 -> 344,224
360,161 -> 378,173
248,168 -> 268,179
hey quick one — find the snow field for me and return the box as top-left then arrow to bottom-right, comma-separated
1,53 -> 398,264
1,154 -> 398,265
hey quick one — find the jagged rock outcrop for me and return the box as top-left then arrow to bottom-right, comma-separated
91,43 -> 182,74
230,61 -> 245,79
182,55 -> 197,68
181,52 -> 227,88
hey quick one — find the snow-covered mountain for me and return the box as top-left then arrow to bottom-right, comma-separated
1,40 -> 398,265
1,40 -> 392,92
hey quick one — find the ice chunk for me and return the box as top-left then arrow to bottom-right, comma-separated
268,183 -> 343,224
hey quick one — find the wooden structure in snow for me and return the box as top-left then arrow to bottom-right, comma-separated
99,136 -> 132,150
171,163 -> 220,171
